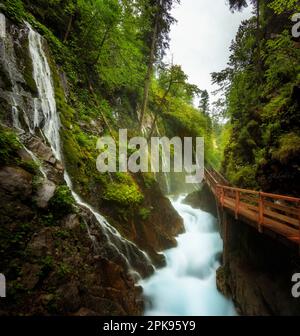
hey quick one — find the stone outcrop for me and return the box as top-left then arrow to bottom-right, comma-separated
183,182 -> 217,216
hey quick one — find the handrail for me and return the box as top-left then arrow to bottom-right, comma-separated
204,168 -> 219,186
217,185 -> 300,203
204,168 -> 300,245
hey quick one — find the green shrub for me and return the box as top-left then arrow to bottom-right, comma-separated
57,262 -> 71,279
272,132 -> 300,163
139,207 -> 151,221
142,173 -> 156,189
0,127 -> 21,165
230,165 -> 259,189
1,0 -> 26,23
49,185 -> 75,218
103,181 -> 144,206
19,159 -> 40,175
39,255 -> 54,278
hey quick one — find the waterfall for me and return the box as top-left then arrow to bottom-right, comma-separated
0,13 -> 6,39
27,23 -> 62,160
141,196 -> 236,316
153,125 -> 171,194
21,23 -> 153,278
161,150 -> 171,194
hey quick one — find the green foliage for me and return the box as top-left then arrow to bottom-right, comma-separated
199,90 -> 210,114
229,165 -> 259,189
269,0 -> 300,14
7,281 -> 26,302
54,230 -> 70,240
142,173 -> 156,189
39,255 -> 54,278
0,127 -> 21,165
49,186 -> 75,218
57,262 -> 71,279
213,122 -> 232,170
214,3 -> 300,193
263,32 -> 300,94
41,214 -> 56,227
1,0 -> 26,22
139,207 -> 151,221
103,180 -> 144,206
19,159 -> 40,175
272,133 -> 300,163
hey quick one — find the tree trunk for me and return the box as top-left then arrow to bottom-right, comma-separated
93,26 -> 111,65
147,73 -> 174,140
256,0 -> 262,80
139,13 -> 159,131
63,16 -> 73,43
148,111 -> 159,140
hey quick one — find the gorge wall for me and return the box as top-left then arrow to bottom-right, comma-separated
0,12 -> 183,316
217,211 -> 300,316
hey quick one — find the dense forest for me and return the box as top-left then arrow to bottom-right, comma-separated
0,0 -> 299,317
213,0 -> 300,196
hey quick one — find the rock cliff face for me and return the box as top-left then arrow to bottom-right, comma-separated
183,183 -> 217,216
0,159 -> 144,316
217,214 -> 300,316
0,14 -> 183,316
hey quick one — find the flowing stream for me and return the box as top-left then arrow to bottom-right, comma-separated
141,195 -> 236,316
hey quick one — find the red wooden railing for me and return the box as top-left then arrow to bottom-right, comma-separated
204,168 -> 300,245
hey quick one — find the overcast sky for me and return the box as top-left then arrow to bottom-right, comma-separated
166,0 -> 253,104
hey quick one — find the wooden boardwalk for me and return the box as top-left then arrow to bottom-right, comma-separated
204,168 -> 300,245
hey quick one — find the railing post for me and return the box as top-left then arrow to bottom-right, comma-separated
235,190 -> 240,220
221,187 -> 225,207
298,201 -> 300,255
216,186 -> 219,203
258,192 -> 264,233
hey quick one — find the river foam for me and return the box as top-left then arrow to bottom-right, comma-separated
141,195 -> 236,316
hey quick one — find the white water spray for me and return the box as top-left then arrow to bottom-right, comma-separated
27,23 -> 61,159
0,13 -> 6,39
141,196 -> 236,316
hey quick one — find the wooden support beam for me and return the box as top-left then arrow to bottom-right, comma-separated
235,190 -> 240,220
221,187 -> 225,208
298,202 -> 300,255
222,211 -> 229,266
258,192 -> 264,233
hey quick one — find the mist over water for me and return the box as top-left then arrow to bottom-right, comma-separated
141,196 -> 236,316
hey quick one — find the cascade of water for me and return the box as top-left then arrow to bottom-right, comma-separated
141,196 -> 236,316
23,146 -> 47,179
154,125 -> 172,194
26,23 -> 62,160
161,150 -> 171,194
0,15 -> 34,133
24,23 -> 153,277
0,13 -> 6,39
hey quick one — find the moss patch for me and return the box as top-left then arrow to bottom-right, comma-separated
49,185 -> 75,219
